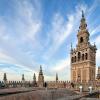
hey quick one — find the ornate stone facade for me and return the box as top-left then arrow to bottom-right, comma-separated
71,11 -> 97,83
97,67 -> 100,80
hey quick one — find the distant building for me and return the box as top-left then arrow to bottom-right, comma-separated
71,11 -> 97,83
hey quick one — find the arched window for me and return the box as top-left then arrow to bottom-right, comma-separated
80,37 -> 83,43
71,57 -> 74,63
85,53 -> 88,60
82,54 -> 84,60
78,52 -> 81,61
75,56 -> 76,62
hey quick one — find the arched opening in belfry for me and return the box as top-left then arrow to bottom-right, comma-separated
71,57 -> 74,63
80,37 -> 83,43
75,56 -> 76,62
82,54 -> 84,60
85,53 -> 88,60
78,52 -> 81,61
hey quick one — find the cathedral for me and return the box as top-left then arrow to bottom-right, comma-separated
71,11 -> 97,83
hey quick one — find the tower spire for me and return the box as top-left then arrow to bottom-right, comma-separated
33,73 -> 36,81
79,10 -> 87,30
3,73 -> 7,81
22,74 -> 25,81
39,65 -> 43,75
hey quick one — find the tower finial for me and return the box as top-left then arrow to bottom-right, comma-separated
79,10 -> 87,30
82,10 -> 84,18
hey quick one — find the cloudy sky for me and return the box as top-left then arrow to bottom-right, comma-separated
0,0 -> 100,81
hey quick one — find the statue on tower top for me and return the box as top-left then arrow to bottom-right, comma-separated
82,10 -> 84,18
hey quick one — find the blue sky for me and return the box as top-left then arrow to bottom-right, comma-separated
0,0 -> 100,81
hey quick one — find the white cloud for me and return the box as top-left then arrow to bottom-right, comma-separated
0,52 -> 16,63
95,35 -> 100,47
43,5 -> 85,60
0,63 -> 39,81
90,25 -> 100,36
94,35 -> 100,67
43,14 -> 73,60
0,0 -> 43,81
52,57 -> 70,72
96,50 -> 100,66
0,0 -> 42,69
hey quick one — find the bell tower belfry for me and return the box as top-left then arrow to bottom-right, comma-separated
77,11 -> 90,49
71,11 -> 97,83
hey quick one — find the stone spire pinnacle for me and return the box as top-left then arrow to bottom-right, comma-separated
33,73 -> 36,81
56,73 -> 58,82
39,65 -> 43,75
33,73 -> 37,86
3,73 -> 7,81
22,74 -> 25,81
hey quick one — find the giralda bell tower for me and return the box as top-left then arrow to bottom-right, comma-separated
71,11 -> 97,83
